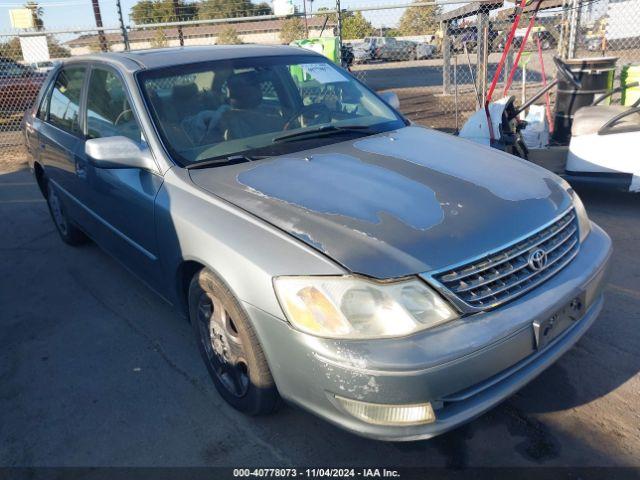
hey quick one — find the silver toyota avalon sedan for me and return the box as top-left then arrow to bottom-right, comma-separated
23,45 -> 612,441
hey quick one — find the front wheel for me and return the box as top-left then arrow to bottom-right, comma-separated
189,268 -> 281,415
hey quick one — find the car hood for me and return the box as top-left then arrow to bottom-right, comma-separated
189,126 -> 571,279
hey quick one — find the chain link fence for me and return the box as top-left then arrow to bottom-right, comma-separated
1,0 -> 639,164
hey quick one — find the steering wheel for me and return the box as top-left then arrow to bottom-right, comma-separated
283,104 -> 332,130
114,108 -> 132,127
553,57 -> 582,90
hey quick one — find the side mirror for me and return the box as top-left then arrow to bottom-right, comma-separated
378,91 -> 400,109
85,136 -> 156,171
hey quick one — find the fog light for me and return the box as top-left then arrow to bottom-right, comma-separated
335,395 -> 436,426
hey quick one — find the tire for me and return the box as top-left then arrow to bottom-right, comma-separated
45,178 -> 87,246
189,268 -> 281,415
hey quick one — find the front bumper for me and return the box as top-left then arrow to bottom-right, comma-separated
247,222 -> 612,441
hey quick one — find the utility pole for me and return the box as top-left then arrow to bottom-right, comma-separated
116,0 -> 129,51
173,0 -> 184,46
335,0 -> 342,65
476,5 -> 490,101
567,0 -> 581,58
91,0 -> 108,52
441,20 -> 451,94
302,0 -> 309,38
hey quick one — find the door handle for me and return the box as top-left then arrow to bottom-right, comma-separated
75,158 -> 87,179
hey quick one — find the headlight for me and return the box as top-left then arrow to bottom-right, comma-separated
273,276 -> 458,339
560,178 -> 591,242
572,189 -> 591,243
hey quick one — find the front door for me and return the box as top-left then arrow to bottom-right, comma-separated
77,65 -> 164,293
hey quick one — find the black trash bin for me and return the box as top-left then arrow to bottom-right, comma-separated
552,56 -> 618,145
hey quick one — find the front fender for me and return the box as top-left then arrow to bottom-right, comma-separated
154,167 -> 345,319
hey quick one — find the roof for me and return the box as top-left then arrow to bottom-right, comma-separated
495,0 -> 564,18
436,1 -> 503,22
64,45 -> 323,71
65,17 -> 333,47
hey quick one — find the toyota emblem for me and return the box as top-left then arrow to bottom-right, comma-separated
528,248 -> 548,271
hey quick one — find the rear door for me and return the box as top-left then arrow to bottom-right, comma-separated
37,65 -> 88,222
24,74 -> 55,160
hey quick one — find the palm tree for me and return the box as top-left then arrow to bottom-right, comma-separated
24,1 -> 44,30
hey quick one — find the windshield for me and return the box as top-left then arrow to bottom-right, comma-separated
138,55 -> 405,166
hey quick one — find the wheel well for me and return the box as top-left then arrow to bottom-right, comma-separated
34,162 -> 47,196
177,260 -> 205,319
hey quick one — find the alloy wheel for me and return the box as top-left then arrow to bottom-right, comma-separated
197,291 -> 250,398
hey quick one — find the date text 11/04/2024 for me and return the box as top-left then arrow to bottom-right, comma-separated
233,468 -> 401,477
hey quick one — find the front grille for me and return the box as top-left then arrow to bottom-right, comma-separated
431,209 -> 579,311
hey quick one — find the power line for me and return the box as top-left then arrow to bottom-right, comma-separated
0,2 -> 88,7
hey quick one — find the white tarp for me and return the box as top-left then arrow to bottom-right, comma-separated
522,105 -> 550,149
606,0 -> 640,40
19,35 -> 50,64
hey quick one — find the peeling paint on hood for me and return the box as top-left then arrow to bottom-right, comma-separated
236,154 -> 445,230
189,126 -> 572,279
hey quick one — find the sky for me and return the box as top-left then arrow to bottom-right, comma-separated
0,0 -> 608,37
0,0 -> 417,34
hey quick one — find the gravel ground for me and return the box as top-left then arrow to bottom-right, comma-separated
0,152 -> 639,468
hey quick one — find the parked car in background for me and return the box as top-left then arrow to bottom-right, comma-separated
415,42 -> 437,60
497,27 -> 557,51
0,58 -> 46,114
352,37 -> 432,62
450,26 -> 478,52
24,46 -> 611,441
451,26 -> 498,52
25,60 -> 57,73
363,36 -> 417,61
351,42 -> 374,64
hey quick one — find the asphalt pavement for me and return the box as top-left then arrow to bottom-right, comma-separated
1,165 -> 639,467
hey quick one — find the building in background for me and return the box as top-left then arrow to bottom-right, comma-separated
64,17 -> 334,55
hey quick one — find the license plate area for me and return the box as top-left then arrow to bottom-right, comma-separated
533,294 -> 586,350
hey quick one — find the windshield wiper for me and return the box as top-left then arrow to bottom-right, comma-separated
185,154 -> 266,170
272,124 -> 375,143
186,125 -> 376,168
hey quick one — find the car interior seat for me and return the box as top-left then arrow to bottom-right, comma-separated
222,71 -> 284,139
170,83 -> 201,121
